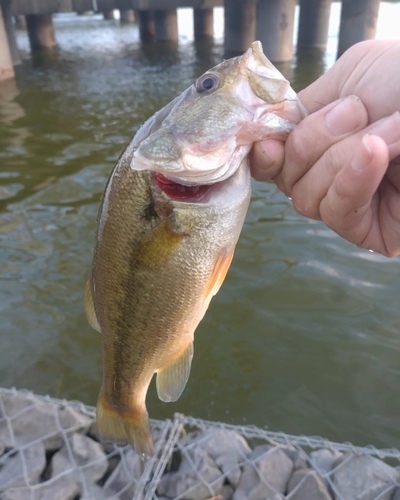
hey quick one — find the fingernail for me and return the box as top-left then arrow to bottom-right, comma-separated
325,96 -> 366,136
368,112 -> 400,145
351,134 -> 372,173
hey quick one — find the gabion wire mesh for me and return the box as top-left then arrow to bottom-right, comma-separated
0,387 -> 400,500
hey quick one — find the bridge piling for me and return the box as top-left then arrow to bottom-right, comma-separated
26,14 -> 56,50
224,0 -> 256,56
137,10 -> 155,42
297,0 -> 332,49
102,10 -> 116,20
193,8 -> 213,39
256,0 -> 296,62
1,0 -> 21,65
337,0 -> 380,58
154,9 -> 178,42
0,3 -> 14,80
120,9 -> 135,22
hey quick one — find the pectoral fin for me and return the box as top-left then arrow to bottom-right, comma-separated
132,217 -> 185,269
156,342 -> 194,402
203,247 -> 234,303
84,278 -> 101,333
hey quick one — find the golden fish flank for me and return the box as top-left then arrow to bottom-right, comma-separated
85,41 -> 306,458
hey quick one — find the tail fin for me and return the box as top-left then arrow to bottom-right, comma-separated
96,393 -> 154,459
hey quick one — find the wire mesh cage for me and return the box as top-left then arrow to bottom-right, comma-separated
1,388 -> 400,500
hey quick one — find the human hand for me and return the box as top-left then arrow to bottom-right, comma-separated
251,40 -> 400,257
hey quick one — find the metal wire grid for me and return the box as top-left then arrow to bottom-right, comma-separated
0,388 -> 400,500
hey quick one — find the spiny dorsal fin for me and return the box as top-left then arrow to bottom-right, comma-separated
156,342 -> 194,402
84,278 -> 101,333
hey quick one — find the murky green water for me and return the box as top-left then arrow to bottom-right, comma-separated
2,7 -> 400,450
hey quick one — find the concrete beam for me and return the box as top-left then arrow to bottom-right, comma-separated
26,13 -> 56,49
297,0 -> 332,49
0,3 -> 14,80
256,0 -> 296,62
224,0 -> 256,55
337,0 -> 381,58
11,0 -> 72,15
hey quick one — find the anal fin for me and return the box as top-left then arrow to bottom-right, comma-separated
156,342 -> 194,403
84,278 -> 101,333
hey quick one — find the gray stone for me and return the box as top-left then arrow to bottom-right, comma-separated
103,448 -> 142,500
310,448 -> 342,487
2,476 -> 80,500
185,429 -> 251,487
157,446 -> 224,500
332,453 -> 398,500
51,432 -> 108,485
80,484 -> 120,500
0,442 -> 46,490
0,393 -> 92,450
233,447 -> 293,500
276,445 -> 308,470
288,469 -> 332,500
391,487 -> 400,500
0,441 -> 5,457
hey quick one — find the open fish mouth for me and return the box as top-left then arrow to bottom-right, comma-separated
154,172 -> 216,203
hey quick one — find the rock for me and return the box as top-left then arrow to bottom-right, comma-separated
103,448 -> 142,500
2,476 -> 80,500
310,448 -> 342,487
391,488 -> 400,500
183,429 -> 251,487
51,432 -> 108,485
220,484 -> 234,500
0,442 -> 46,490
0,393 -> 92,451
80,484 -> 120,500
233,447 -> 293,500
0,441 -> 5,457
332,453 -> 398,500
288,469 -> 332,500
157,446 -> 224,500
276,445 -> 308,470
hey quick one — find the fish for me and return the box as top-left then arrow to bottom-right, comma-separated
85,41 -> 307,459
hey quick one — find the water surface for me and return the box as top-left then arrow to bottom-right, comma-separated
1,5 -> 400,450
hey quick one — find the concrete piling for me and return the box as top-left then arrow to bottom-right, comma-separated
102,10 -> 116,20
337,0 -> 381,58
297,0 -> 332,49
256,0 -> 296,62
120,9 -> 135,22
193,8 -> 213,39
224,0 -> 256,55
154,9 -> 178,42
137,10 -> 155,42
26,14 -> 56,50
1,0 -> 21,65
0,3 -> 14,80
14,15 -> 26,30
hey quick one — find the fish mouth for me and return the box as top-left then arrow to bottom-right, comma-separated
155,173 -> 216,203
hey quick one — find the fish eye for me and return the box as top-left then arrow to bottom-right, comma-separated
195,73 -> 220,93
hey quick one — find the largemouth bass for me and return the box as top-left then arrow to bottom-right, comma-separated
85,41 -> 306,458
